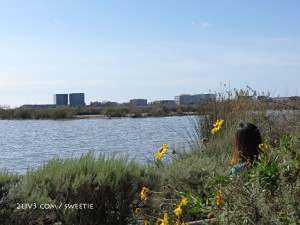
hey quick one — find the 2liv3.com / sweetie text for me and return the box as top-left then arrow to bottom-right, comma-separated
17,203 -> 94,210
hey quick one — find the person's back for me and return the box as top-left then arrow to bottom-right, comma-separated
230,123 -> 263,175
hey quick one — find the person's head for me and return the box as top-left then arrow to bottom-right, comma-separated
231,123 -> 262,164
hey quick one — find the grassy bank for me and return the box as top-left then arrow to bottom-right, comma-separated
0,104 -> 198,120
0,88 -> 299,224
143,88 -> 299,225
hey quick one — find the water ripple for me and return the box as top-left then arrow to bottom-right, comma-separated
0,116 -> 196,174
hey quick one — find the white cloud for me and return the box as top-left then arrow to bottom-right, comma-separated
201,22 -> 211,28
190,21 -> 211,28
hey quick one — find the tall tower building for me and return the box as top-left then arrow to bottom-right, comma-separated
53,94 -> 68,105
69,93 -> 85,106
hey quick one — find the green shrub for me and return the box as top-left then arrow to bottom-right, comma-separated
49,108 -> 75,119
0,171 -> 21,224
6,152 -> 160,225
13,109 -> 32,119
138,87 -> 300,224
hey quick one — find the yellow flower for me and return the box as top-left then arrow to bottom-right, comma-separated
144,220 -> 150,225
174,219 -> 181,225
211,119 -> 224,134
216,190 -> 224,206
162,212 -> 169,225
174,197 -> 188,217
214,119 -> 223,127
216,195 -> 223,206
141,187 -> 149,200
211,127 -> 218,134
259,143 -> 269,152
180,197 -> 188,206
162,143 -> 169,149
155,151 -> 164,160
155,144 -> 169,160
174,206 -> 182,217
157,212 -> 169,225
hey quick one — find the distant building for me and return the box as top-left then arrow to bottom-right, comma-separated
195,94 -> 216,102
130,99 -> 147,106
153,100 -> 175,105
90,101 -> 119,107
69,93 -> 85,106
53,94 -> 68,105
174,94 -> 196,105
21,104 -> 56,109
175,94 -> 216,105
257,96 -> 268,100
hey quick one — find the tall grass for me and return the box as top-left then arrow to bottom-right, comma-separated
0,87 -> 299,224
138,87 -> 300,224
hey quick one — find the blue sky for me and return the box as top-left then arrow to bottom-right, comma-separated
0,1 -> 299,107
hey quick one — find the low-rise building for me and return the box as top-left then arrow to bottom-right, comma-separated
21,104 -> 57,109
152,100 -> 175,105
195,94 -> 216,102
175,94 -> 196,105
130,99 -> 147,106
175,93 -> 216,105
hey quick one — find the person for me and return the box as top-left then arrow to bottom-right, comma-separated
230,123 -> 263,175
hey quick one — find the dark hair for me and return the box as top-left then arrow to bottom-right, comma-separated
231,123 -> 262,164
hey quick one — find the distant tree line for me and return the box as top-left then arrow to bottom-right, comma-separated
2,93 -> 298,120
0,105 -> 198,120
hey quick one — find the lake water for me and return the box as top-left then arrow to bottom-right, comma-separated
0,116 -> 198,174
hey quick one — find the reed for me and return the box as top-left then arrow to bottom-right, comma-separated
138,86 -> 300,224
0,87 -> 299,224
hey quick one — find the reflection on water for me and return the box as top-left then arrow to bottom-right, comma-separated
0,116 -> 197,174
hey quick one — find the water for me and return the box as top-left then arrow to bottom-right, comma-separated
0,116 -> 197,174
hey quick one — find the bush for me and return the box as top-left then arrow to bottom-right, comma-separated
0,171 -> 21,224
4,153 -> 160,225
1,86 -> 299,224
218,132 -> 300,224
13,109 -> 32,119
136,87 -> 300,224
49,108 -> 75,119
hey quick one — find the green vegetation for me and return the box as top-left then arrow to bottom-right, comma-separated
0,87 -> 299,224
0,105 -> 199,120
0,107 -> 77,120
136,87 -> 299,225
0,154 -> 160,225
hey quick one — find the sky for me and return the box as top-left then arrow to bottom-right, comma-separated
0,0 -> 300,107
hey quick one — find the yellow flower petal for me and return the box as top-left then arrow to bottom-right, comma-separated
140,187 -> 149,200
180,197 -> 188,206
155,144 -> 169,160
211,119 -> 224,134
174,206 -> 182,217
